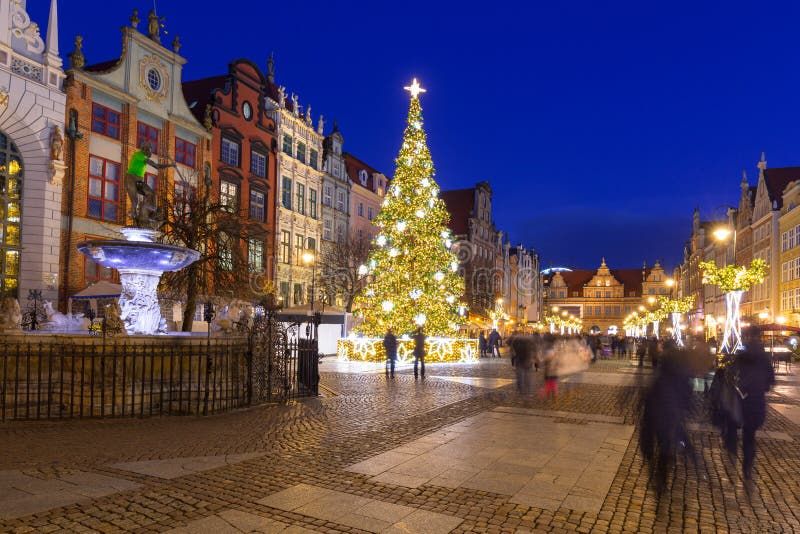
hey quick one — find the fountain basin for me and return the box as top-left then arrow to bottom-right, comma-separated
77,228 -> 200,335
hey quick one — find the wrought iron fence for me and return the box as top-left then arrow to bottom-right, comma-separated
0,329 -> 319,421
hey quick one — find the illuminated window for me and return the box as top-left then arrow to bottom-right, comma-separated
221,137 -> 240,166
88,155 -> 120,222
280,231 -> 291,264
249,189 -> 265,222
136,122 -> 159,154
0,131 -> 22,294
296,183 -> 305,215
248,238 -> 264,272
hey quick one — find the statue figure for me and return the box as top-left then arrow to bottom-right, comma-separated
0,296 -> 22,332
172,35 -> 181,54
203,103 -> 213,131
147,9 -> 160,42
317,114 -> 325,135
130,8 -> 139,28
69,35 -> 84,70
41,301 -> 89,332
50,125 -> 64,161
278,86 -> 286,108
291,93 -> 299,117
103,301 -> 125,334
266,52 -> 275,83
305,105 -> 312,125
212,303 -> 242,333
125,143 -> 175,228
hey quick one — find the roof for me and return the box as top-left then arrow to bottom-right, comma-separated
83,59 -> 119,73
764,167 -> 800,208
182,75 -> 227,124
440,188 -> 475,235
70,281 -> 121,300
344,152 -> 384,193
544,267 -> 647,297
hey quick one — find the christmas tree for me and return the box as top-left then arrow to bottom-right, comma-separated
353,79 -> 465,337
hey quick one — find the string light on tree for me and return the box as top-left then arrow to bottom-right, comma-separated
352,79 -> 465,336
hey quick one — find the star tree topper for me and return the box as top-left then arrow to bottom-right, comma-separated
404,78 -> 426,98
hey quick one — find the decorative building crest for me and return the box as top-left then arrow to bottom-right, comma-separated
10,0 -> 45,55
0,87 -> 8,109
138,55 -> 169,102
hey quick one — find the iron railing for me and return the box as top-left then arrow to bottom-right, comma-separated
0,334 -> 319,421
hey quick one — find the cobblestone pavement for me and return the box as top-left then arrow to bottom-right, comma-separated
1,356 -> 799,532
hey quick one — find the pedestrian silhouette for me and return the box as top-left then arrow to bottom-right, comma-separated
383,328 -> 397,378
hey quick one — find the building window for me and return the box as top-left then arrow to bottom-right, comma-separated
91,103 -> 120,139
84,256 -> 113,284
281,177 -> 292,209
219,234 -> 233,271
88,155 -> 120,222
595,306 -> 601,316
336,221 -> 345,243
367,206 -> 374,220
145,172 -> 157,193
249,189 -> 265,222
250,149 -> 267,177
221,137 -> 240,166
175,138 -> 196,168
307,237 -> 316,253
296,183 -> 305,215
248,238 -> 264,272
309,149 -> 318,170
293,283 -> 303,305
220,180 -> 238,211
296,142 -> 306,164
309,189 -> 317,219
282,135 -> 292,155
336,190 -> 345,212
323,218 -> 332,241
279,281 -> 290,305
358,203 -> 364,217
295,234 -> 305,266
280,231 -> 291,263
323,185 -> 332,206
604,291 -> 610,298
136,122 -> 159,154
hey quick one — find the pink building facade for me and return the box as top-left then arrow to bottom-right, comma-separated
344,153 -> 387,242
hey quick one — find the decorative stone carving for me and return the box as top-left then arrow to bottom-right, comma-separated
172,35 -> 181,54
305,105 -> 312,125
50,124 -> 63,161
69,35 -> 84,69
317,114 -> 325,135
278,86 -> 286,107
103,301 -> 125,334
291,93 -> 299,117
139,55 -> 168,103
147,9 -> 160,43
0,87 -> 8,109
42,301 -> 89,332
10,0 -> 45,55
118,270 -> 166,334
0,296 -> 22,332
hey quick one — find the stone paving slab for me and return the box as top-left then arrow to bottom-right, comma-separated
771,402 -> 800,426
686,422 -> 794,441
109,452 -> 265,479
429,375 -> 515,389
494,405 -> 627,424
259,483 -> 462,533
0,469 -> 141,519
165,509 -> 315,533
563,371 -> 652,387
346,408 -> 633,514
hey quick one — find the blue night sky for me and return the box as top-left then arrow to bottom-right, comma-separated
32,1 -> 800,272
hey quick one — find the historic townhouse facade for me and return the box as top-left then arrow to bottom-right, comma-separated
61,11 -> 211,318
265,81 -> 324,308
344,153 -> 387,242
183,59 -> 279,284
543,259 -> 671,334
779,179 -> 800,323
0,0 -> 65,301
321,124 -> 350,245
441,183 -> 496,316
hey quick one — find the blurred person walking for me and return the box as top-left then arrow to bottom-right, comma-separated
479,332 -> 488,358
383,328 -> 398,379
488,328 -> 502,358
413,327 -> 426,379
511,336 -> 533,394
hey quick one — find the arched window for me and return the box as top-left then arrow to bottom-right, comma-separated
0,131 -> 22,295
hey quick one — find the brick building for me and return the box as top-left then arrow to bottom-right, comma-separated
344,153 -> 387,243
183,59 -> 279,285
60,11 -> 211,322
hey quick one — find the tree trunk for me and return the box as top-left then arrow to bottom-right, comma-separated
182,266 -> 198,332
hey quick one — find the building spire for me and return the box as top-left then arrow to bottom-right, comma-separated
68,35 -> 84,70
45,0 -> 61,68
758,151 -> 767,172
267,52 -> 275,83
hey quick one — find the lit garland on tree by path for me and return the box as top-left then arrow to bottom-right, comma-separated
351,79 -> 465,337
700,258 -> 768,353
657,295 -> 695,347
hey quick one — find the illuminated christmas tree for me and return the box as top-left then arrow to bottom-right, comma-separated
353,79 -> 465,337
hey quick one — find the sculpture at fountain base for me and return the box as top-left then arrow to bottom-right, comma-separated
118,269 -> 167,335
0,296 -> 22,332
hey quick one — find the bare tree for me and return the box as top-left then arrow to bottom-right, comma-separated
319,233 -> 372,312
157,169 -> 256,331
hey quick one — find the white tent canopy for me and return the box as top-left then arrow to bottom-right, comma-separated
70,281 -> 121,300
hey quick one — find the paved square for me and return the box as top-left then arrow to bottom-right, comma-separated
429,376 -> 514,389
258,483 -> 463,533
346,407 -> 634,513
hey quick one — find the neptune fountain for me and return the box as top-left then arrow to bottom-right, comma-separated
77,227 -> 199,335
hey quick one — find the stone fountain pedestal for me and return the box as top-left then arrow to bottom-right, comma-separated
77,228 -> 200,335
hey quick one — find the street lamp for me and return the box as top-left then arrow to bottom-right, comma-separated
647,296 -> 656,305
712,224 -> 737,266
665,278 -> 675,288
301,248 -> 316,312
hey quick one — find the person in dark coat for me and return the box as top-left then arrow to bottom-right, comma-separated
383,328 -> 398,378
647,337 -> 661,368
488,329 -> 501,358
413,327 -> 426,379
511,336 -> 533,393
479,332 -> 488,358
639,346 -> 694,496
636,338 -> 647,367
731,329 -> 775,480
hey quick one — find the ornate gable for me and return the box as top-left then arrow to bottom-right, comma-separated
583,259 -> 624,297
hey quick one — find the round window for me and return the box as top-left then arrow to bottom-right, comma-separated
242,101 -> 253,120
147,68 -> 162,91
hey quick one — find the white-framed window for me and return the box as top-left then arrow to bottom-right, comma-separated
221,137 -> 240,166
323,185 -> 332,206
220,180 -> 238,211
336,190 -> 345,211
359,169 -> 368,186
248,238 -> 264,272
367,206 -> 374,220
250,150 -> 267,177
323,218 -> 332,241
336,221 -> 345,243
358,203 -> 364,217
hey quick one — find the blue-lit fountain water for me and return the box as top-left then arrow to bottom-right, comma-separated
77,227 -> 200,335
